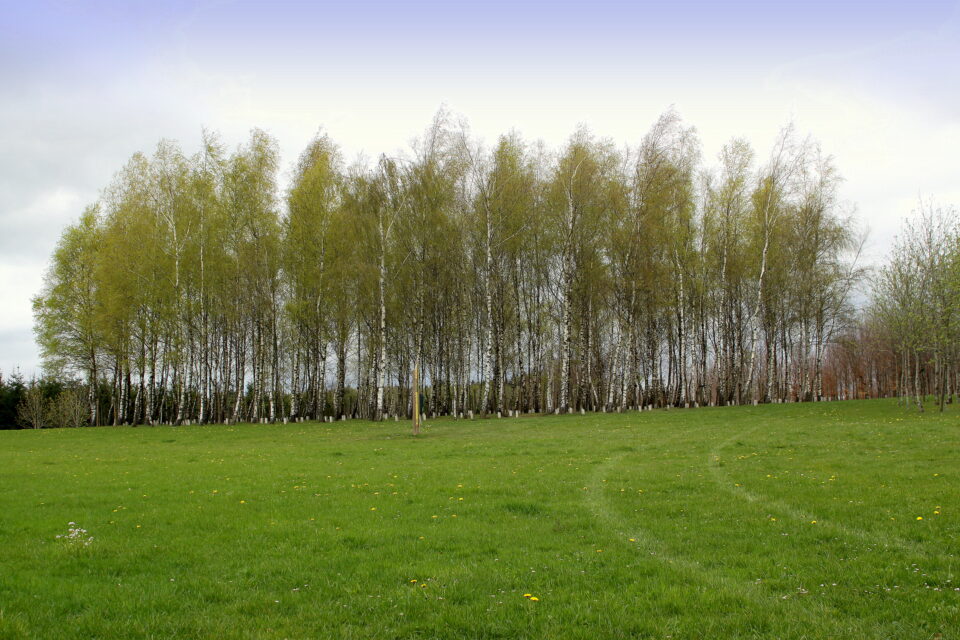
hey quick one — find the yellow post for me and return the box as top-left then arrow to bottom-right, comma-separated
412,360 -> 420,436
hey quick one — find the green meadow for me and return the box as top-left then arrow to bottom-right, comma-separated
0,400 -> 957,639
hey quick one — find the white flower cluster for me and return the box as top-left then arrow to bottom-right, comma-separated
55,522 -> 94,548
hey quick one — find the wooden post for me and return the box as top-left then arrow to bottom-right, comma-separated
412,360 -> 421,436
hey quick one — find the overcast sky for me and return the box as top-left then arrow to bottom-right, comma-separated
2,0 -> 959,378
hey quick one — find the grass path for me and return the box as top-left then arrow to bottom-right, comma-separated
0,399 -> 957,638
707,423 -> 938,559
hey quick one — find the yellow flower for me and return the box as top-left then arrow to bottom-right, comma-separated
523,593 -> 532,598
810,521 -> 816,524
530,596 -> 539,602
916,516 -> 923,521
628,538 -> 636,542
240,500 -> 246,504
370,507 -> 377,511
596,549 -> 603,553
934,510 -> 940,515
410,579 -> 417,583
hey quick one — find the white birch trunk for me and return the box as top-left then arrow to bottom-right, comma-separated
559,270 -> 572,412
745,222 -> 770,402
375,221 -> 387,420
480,217 -> 494,413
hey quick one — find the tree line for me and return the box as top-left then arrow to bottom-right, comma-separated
0,370 -> 88,429
31,110 -> 869,427
825,200 -> 960,411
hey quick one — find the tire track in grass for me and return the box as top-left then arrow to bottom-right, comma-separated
706,425 -> 934,558
581,447 -> 830,626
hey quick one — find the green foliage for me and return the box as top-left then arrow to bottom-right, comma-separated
29,112 -> 866,427
33,205 -> 103,381
0,370 -> 26,429
870,201 -> 960,409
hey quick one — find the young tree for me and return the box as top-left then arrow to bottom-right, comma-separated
17,380 -> 48,429
48,387 -> 88,428
33,206 -> 104,424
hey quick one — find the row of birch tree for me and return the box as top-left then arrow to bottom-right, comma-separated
33,110 -> 864,425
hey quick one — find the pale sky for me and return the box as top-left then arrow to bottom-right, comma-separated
2,0 -> 959,377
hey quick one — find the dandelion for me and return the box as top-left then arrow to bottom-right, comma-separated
628,538 -> 636,542
530,596 -> 539,602
410,579 -> 417,583
523,593 -> 532,598
810,521 -> 817,524
370,507 -> 377,511
240,500 -> 246,504
916,516 -> 923,521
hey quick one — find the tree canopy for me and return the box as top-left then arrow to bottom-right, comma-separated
32,112 -> 875,426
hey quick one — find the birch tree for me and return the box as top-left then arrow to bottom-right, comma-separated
31,114 -> 872,425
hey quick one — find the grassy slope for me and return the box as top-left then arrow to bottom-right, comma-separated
0,399 -> 957,639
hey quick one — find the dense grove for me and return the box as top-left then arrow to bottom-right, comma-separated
27,110 -> 952,427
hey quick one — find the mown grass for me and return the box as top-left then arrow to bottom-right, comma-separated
0,399 -> 957,639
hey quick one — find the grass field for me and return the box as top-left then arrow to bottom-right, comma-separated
0,399 -> 958,639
